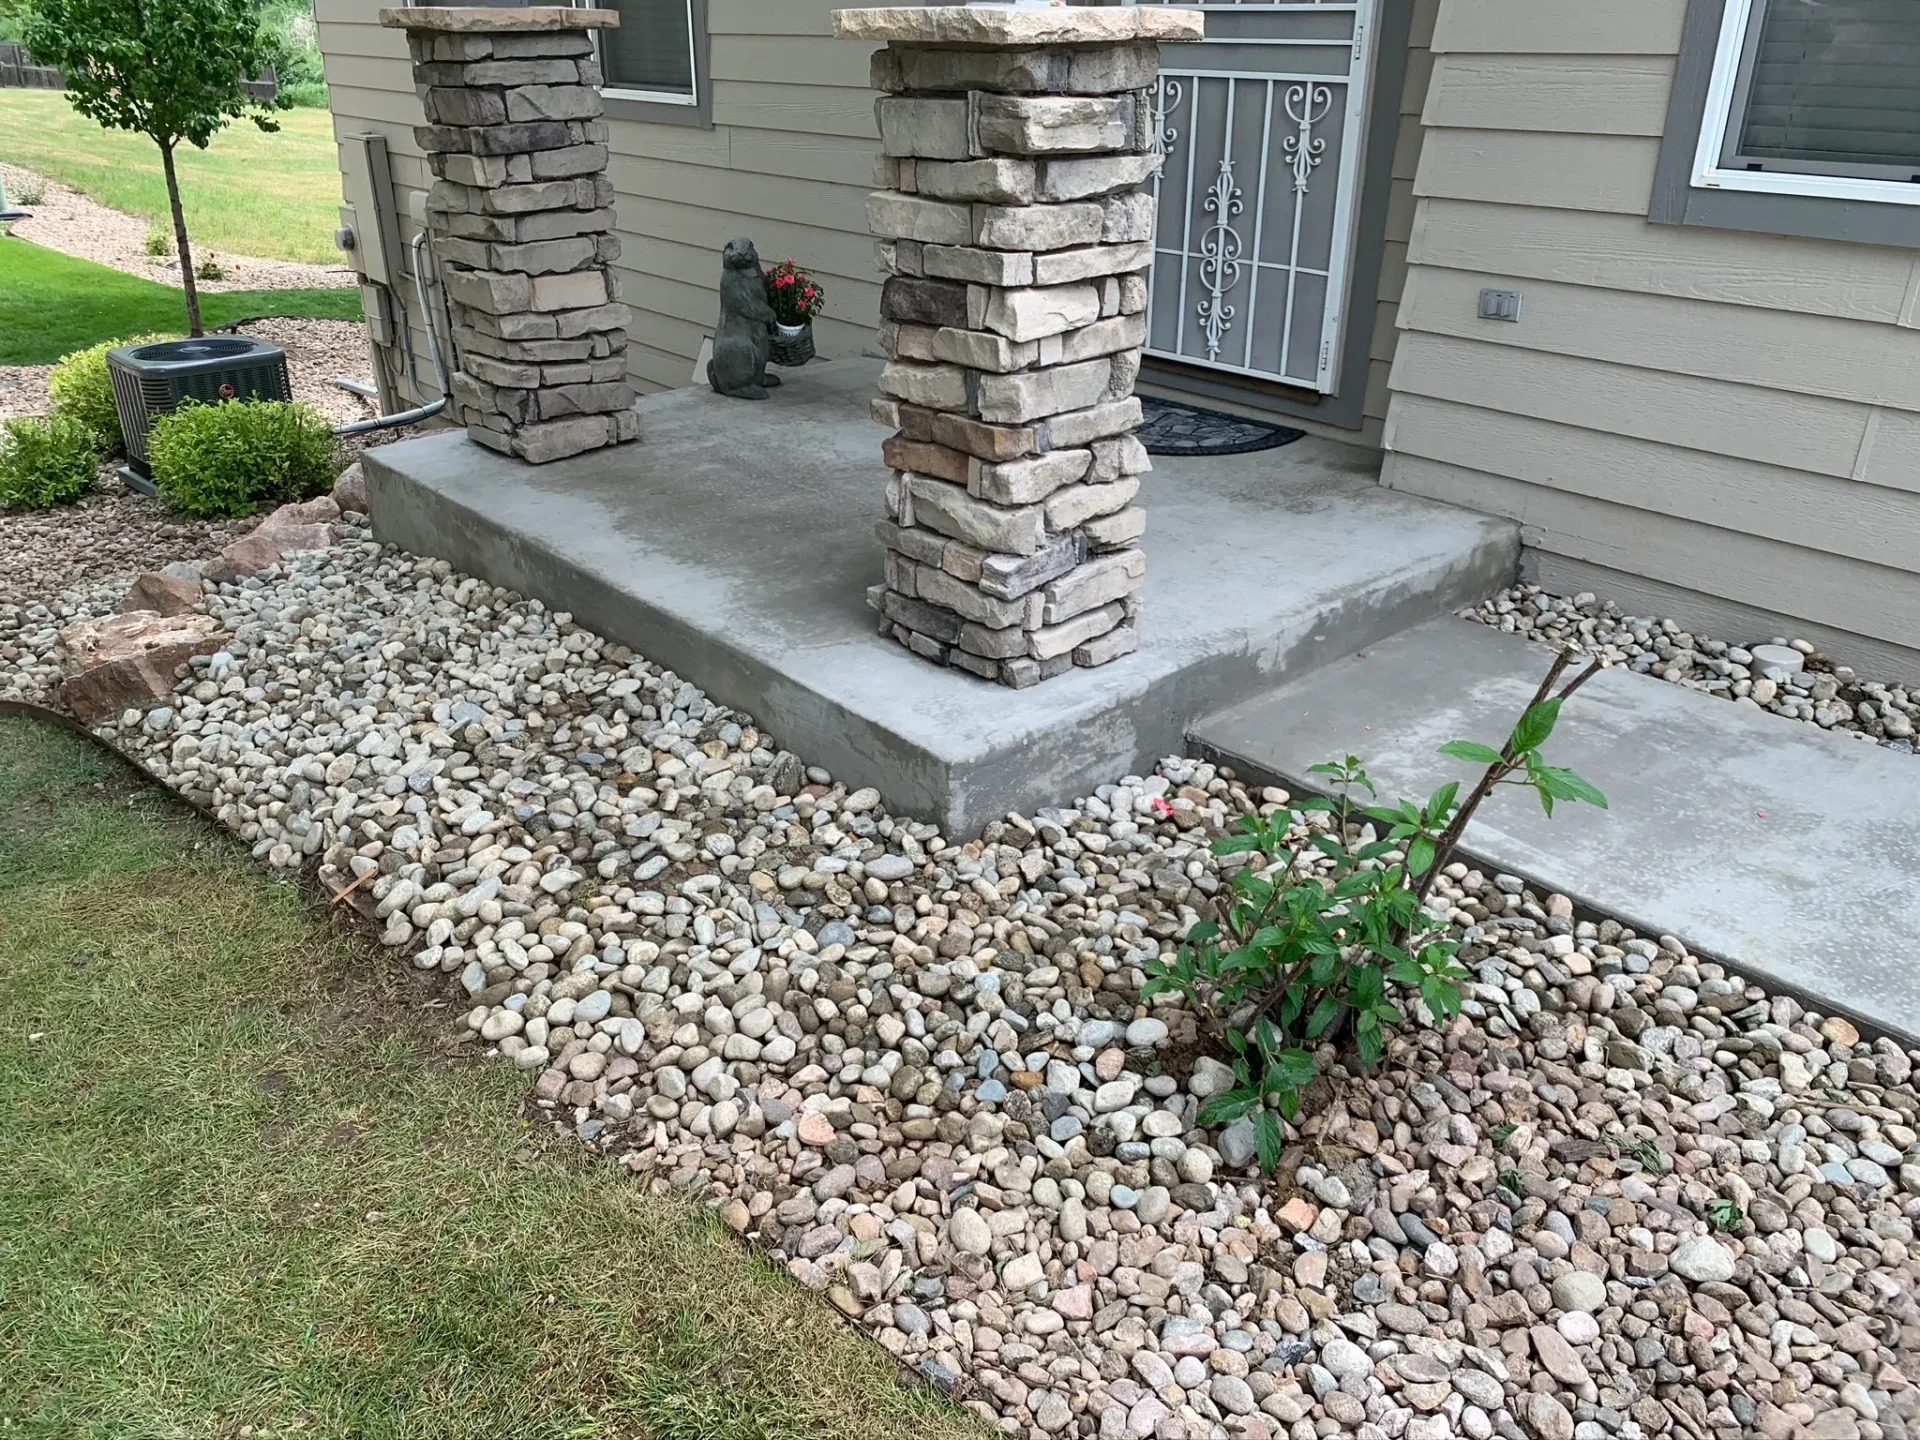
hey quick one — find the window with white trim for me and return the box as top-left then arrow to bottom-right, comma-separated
1693,0 -> 1920,206
597,0 -> 698,106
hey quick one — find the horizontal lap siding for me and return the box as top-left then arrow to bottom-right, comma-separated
315,0 -> 884,400
315,1 -> 440,401
1384,0 -> 1920,664
611,0 -> 881,392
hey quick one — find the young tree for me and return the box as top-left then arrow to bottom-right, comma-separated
23,0 -> 289,335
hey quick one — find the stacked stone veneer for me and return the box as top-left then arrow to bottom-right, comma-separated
836,6 -> 1202,688
382,8 -> 638,463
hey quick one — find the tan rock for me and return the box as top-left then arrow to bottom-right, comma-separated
58,611 -> 222,726
118,570 -> 204,618
202,532 -> 286,582
331,461 -> 369,514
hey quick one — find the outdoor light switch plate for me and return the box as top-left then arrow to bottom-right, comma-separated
1478,288 -> 1522,322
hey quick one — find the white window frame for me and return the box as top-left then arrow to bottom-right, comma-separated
581,0 -> 699,108
1691,0 -> 1920,207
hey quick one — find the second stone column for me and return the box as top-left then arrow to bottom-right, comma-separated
834,5 -> 1203,687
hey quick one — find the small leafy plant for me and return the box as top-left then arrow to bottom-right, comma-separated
1707,1199 -> 1746,1233
13,174 -> 45,207
0,414 -> 99,507
764,257 -> 824,327
48,333 -> 175,451
148,398 -> 336,517
1145,649 -> 1607,1169
144,222 -> 175,257
195,257 -> 225,281
1623,1137 -> 1668,1174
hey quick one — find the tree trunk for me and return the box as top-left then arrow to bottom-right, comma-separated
158,140 -> 202,337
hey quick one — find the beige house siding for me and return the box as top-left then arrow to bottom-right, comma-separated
1383,0 -> 1920,672
316,0 -> 1433,430
315,3 -> 439,394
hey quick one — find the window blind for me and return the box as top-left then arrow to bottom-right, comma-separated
602,0 -> 694,97
1734,0 -> 1920,173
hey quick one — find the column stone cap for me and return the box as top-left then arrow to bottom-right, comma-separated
379,5 -> 619,32
832,5 -> 1202,46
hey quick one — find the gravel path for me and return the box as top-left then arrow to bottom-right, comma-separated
4,529 -> 1914,1440
0,484 -> 251,612
1469,585 -> 1919,753
2,164 -> 355,292
220,316 -> 380,429
0,365 -> 51,422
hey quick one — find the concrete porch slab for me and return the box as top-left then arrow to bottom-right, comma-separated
1190,619 -> 1920,1041
362,358 -> 1517,835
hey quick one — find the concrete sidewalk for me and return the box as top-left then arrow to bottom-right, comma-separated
1191,620 -> 1920,1041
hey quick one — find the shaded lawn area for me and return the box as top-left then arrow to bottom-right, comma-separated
0,90 -> 346,264
0,237 -> 360,365
0,715 -> 985,1440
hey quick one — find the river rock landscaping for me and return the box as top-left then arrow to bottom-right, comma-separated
4,519 -> 1919,1440
1469,585 -> 1918,753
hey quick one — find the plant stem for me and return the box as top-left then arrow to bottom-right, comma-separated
1408,647 -> 1601,914
158,139 -> 203,337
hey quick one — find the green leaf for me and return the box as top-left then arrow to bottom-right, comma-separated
1305,994 -> 1342,1038
1308,833 -> 1348,861
1306,762 -> 1347,778
1437,739 -> 1503,765
1355,1020 -> 1383,1067
1253,1111 -> 1283,1171
1199,1088 -> 1258,1127
1185,920 -> 1221,945
1426,781 -> 1461,820
1294,796 -> 1335,814
1406,834 -> 1436,877
1213,832 -> 1263,856
1509,697 -> 1562,754
1535,765 -> 1609,810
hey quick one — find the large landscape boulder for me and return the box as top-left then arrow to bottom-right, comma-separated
57,611 -> 222,726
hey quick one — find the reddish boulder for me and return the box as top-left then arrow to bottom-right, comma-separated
58,611 -> 222,726
118,570 -> 204,618
201,532 -> 286,583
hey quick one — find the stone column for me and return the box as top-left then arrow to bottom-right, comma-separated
832,5 -> 1202,687
381,6 -> 639,463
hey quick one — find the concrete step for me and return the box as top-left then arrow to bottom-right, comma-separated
362,358 -> 1516,835
1189,618 -> 1920,1041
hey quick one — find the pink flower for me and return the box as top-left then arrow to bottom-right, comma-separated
1150,796 -> 1174,818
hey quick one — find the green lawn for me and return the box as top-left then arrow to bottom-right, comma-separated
0,715 -> 985,1440
0,236 -> 360,364
0,89 -> 344,263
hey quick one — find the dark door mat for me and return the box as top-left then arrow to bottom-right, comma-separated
1137,395 -> 1306,457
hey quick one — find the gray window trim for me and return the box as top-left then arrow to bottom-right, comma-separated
1141,0 -> 1413,433
595,0 -> 713,130
1650,0 -> 1920,248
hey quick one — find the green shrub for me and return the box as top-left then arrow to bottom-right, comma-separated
144,223 -> 173,257
47,333 -> 174,451
148,399 -> 336,517
0,414 -> 99,508
279,79 -> 329,108
1144,650 -> 1608,1169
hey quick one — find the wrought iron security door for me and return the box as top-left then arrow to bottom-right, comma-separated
1146,1 -> 1378,394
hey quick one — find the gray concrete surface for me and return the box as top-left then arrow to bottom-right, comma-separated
362,358 -> 1516,834
1191,619 -> 1920,1041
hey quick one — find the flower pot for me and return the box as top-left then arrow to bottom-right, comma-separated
769,320 -> 814,367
